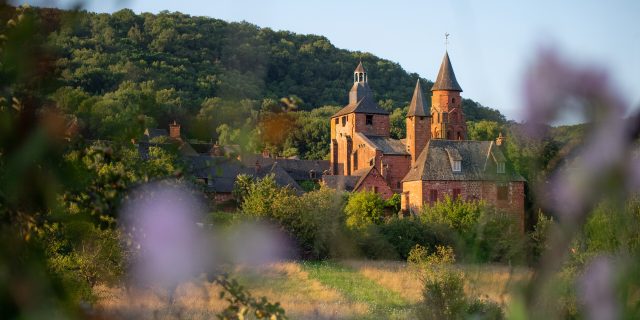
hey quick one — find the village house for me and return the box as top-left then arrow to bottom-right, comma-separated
324,51 -> 525,228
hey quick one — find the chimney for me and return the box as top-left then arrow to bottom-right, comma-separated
169,121 -> 181,139
496,132 -> 505,146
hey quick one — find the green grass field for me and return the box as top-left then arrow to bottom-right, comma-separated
95,260 -> 530,319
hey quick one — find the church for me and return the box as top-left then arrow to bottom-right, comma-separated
324,51 -> 525,228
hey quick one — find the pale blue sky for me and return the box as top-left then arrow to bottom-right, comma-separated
17,0 -> 640,121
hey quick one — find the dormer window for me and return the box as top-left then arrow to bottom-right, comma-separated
445,147 -> 462,173
497,162 -> 505,174
366,114 -> 373,125
452,160 -> 461,172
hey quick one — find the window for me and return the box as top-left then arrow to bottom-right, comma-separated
341,116 -> 346,126
453,188 -> 461,199
497,162 -> 505,174
334,118 -> 338,124
309,170 -> 317,179
443,112 -> 448,123
373,186 -> 379,193
452,97 -> 456,104
429,190 -> 438,203
353,151 -> 358,170
397,181 -> 401,189
366,114 -> 373,125
452,160 -> 461,172
497,185 -> 508,201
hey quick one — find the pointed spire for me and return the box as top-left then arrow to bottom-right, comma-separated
354,61 -> 366,73
431,52 -> 462,92
407,80 -> 427,117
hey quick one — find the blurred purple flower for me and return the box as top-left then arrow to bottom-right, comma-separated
226,222 -> 293,266
121,182 -> 293,289
523,48 -> 634,221
121,182 -> 206,287
578,256 -> 619,320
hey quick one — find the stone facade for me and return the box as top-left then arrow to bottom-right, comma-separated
325,52 -> 526,228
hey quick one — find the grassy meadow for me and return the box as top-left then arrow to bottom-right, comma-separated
94,260 -> 530,319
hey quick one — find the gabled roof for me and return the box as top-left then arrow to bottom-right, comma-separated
431,51 -> 463,92
353,166 -> 378,191
332,94 -> 389,117
359,134 -> 409,155
186,155 -> 303,194
242,156 -> 330,181
407,80 -> 428,117
402,140 -> 524,182
322,175 -> 360,191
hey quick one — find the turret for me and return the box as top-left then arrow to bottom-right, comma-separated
430,51 -> 467,140
406,80 -> 430,164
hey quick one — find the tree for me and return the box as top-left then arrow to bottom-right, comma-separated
466,120 -> 503,141
344,191 -> 385,229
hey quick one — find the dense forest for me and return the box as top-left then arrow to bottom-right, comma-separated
29,7 -> 507,158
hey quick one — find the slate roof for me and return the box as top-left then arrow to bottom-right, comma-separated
187,155 -> 304,194
242,156 -> 330,181
358,133 -> 409,155
143,128 -> 168,141
333,93 -> 389,117
407,80 -> 428,117
431,52 -> 463,92
402,140 -> 525,182
322,175 -> 360,191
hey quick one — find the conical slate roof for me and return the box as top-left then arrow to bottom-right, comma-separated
407,80 -> 428,117
431,52 -> 462,92
354,61 -> 366,73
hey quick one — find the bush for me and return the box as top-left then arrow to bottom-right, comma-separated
465,299 -> 504,320
420,196 -> 524,263
344,191 -> 385,229
418,270 -> 467,320
352,225 -> 400,260
378,218 -> 447,260
241,175 -> 348,259
528,210 -> 554,263
413,245 -> 505,320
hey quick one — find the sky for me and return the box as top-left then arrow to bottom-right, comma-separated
15,0 -> 640,122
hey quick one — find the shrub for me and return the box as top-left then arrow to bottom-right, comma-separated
384,193 -> 402,213
379,218 -> 445,260
344,191 -> 385,229
420,196 -> 524,263
528,210 -> 554,263
412,245 -> 505,320
465,299 -> 504,320
352,225 -> 399,260
418,270 -> 467,320
241,176 -> 348,259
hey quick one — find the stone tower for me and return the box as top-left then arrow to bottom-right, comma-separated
406,80 -> 430,165
330,62 -> 389,175
430,52 -> 467,140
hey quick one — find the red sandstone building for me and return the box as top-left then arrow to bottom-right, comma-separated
324,52 -> 525,226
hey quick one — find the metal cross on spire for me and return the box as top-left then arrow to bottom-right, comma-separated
445,32 -> 450,51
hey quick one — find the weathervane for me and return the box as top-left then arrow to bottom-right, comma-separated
445,32 -> 450,51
